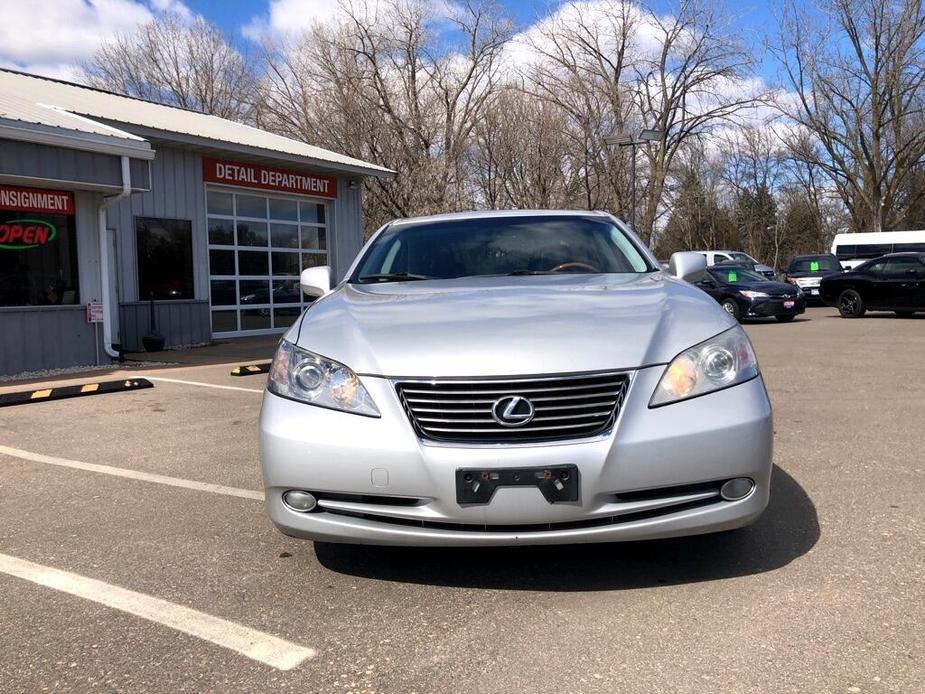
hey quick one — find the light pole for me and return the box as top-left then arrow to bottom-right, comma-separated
604,128 -> 665,230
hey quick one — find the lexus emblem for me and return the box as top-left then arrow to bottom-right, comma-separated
492,395 -> 536,427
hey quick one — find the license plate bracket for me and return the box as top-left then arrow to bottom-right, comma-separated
455,465 -> 579,505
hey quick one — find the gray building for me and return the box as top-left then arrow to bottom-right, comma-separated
0,69 -> 393,375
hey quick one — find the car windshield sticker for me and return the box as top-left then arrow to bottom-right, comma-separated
727,271 -> 738,282
810,261 -> 819,272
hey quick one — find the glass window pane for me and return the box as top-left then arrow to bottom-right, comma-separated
237,221 -> 268,247
209,249 -> 235,276
300,202 -> 326,224
300,226 -> 326,250
0,210 -> 80,306
208,218 -> 234,245
240,279 -> 270,305
273,306 -> 303,329
211,310 -> 237,332
302,253 -> 327,270
207,191 -> 233,216
136,218 -> 194,300
269,198 -> 299,221
272,279 -> 302,304
238,250 -> 269,275
241,308 -> 271,330
272,251 -> 300,276
210,279 -> 236,306
236,194 -> 267,219
270,223 -> 299,249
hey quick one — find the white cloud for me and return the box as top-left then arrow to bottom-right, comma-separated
242,0 -> 341,41
242,0 -> 458,42
0,0 -> 193,79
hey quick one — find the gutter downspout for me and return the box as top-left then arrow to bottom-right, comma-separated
98,156 -> 132,359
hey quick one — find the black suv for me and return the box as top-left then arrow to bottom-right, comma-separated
784,254 -> 843,302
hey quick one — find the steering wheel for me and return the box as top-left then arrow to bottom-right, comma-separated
548,261 -> 600,273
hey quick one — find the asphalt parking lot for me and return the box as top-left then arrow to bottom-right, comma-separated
1,306 -> 923,693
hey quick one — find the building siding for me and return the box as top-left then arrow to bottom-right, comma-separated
0,138 -> 150,190
107,146 -> 207,305
0,307 -> 101,374
119,300 -> 210,351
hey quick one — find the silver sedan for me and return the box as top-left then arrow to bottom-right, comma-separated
259,210 -> 773,546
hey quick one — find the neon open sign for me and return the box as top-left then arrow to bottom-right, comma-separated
0,219 -> 58,249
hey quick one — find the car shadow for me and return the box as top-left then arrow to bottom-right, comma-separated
313,465 -> 818,591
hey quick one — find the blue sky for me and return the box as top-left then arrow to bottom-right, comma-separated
0,0 -> 780,82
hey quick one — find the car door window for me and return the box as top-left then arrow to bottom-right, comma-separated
883,258 -> 925,277
865,260 -> 887,276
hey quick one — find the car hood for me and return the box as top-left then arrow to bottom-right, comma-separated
729,280 -> 800,296
291,274 -> 737,377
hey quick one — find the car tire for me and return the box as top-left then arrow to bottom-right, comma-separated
720,298 -> 741,321
837,289 -> 866,318
775,315 -> 796,322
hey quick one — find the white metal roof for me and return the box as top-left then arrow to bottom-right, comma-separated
0,69 -> 394,178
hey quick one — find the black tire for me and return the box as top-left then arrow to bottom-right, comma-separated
776,314 -> 796,322
837,289 -> 866,318
720,298 -> 741,321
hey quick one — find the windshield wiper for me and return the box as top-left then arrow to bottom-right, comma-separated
357,272 -> 435,283
505,269 -> 558,276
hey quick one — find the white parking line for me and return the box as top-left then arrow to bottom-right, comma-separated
0,445 -> 262,500
144,376 -> 264,394
0,552 -> 315,670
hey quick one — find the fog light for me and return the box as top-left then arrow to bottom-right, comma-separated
283,490 -> 317,512
720,478 -> 755,501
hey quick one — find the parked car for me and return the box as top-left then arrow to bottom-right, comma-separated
695,265 -> 806,322
820,252 -> 925,318
784,254 -> 844,301
696,250 -> 776,279
260,210 -> 773,546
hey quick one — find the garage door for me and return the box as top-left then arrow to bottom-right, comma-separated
206,188 -> 328,336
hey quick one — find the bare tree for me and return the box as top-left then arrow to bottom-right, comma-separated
471,86 -> 581,208
519,0 -> 762,242
81,13 -> 260,122
772,0 -> 925,232
260,0 -> 513,232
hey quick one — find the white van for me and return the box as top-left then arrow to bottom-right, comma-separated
831,230 -> 925,269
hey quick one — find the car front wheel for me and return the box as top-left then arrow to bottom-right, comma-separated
721,298 -> 741,321
837,289 -> 866,318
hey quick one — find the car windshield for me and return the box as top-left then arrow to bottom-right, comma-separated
788,256 -> 842,273
728,252 -> 758,263
352,215 -> 653,282
709,267 -> 767,284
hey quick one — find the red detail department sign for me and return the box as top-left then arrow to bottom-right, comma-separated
203,158 -> 338,199
0,184 -> 74,215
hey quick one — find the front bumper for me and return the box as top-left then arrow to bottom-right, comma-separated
746,296 -> 806,318
259,366 -> 774,546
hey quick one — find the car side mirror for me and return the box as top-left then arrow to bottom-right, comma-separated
668,252 -> 708,283
300,266 -> 332,298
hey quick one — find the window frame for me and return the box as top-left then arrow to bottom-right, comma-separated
205,184 -> 331,336
135,216 -> 195,302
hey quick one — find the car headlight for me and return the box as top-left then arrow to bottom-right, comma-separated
267,340 -> 380,417
740,290 -> 768,299
650,327 -> 759,407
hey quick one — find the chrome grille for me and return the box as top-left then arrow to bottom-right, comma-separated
394,372 -> 630,443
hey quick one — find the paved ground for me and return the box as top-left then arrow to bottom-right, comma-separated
0,307 -> 922,693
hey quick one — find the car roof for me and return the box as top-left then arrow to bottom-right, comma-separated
388,209 -> 614,227
867,252 -> 925,260
790,253 -> 837,260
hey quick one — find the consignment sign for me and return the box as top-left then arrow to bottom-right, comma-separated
203,158 -> 338,199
